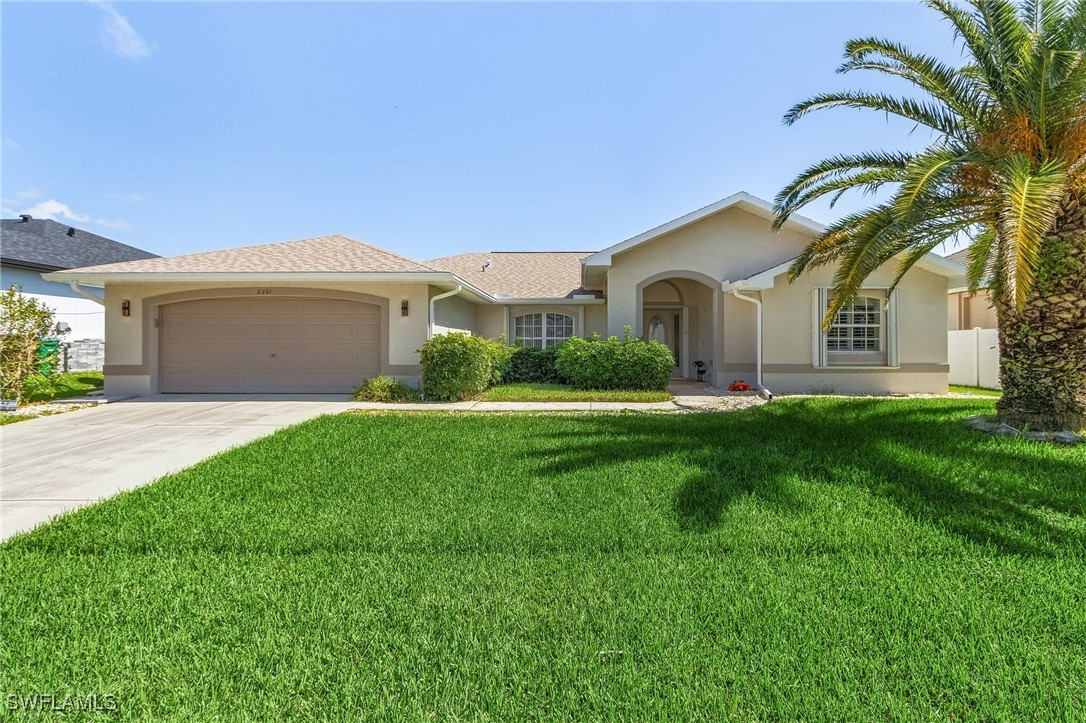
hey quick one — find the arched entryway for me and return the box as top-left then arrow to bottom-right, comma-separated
637,272 -> 719,380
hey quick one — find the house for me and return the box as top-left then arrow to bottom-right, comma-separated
43,192 -> 965,397
944,246 -> 997,331
942,246 -> 1000,388
1,216 -> 159,371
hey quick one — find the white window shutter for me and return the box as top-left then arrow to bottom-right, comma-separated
812,288 -> 827,367
887,291 -> 900,367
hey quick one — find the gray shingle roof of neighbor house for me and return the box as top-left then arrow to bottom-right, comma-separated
426,251 -> 598,299
944,245 -> 997,277
58,234 -> 436,275
0,217 -> 159,271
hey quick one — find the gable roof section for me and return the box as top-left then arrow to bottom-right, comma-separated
722,253 -> 968,292
54,234 -> 435,275
426,251 -> 596,299
1,218 -> 158,271
583,192 -> 826,270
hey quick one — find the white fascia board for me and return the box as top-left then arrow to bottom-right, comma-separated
721,259 -> 795,292
494,297 -> 606,305
583,192 -> 825,268
41,271 -> 496,302
916,253 -> 968,278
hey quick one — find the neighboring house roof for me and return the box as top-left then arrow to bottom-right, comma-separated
60,234 -> 435,275
1,217 -> 158,271
426,251 -> 597,299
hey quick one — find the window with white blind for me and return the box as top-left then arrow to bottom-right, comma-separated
827,297 -> 882,352
514,312 -> 575,348
814,289 -> 897,367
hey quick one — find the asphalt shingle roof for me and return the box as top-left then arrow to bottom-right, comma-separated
61,234 -> 435,274
945,245 -> 996,276
1,218 -> 158,270
426,251 -> 596,299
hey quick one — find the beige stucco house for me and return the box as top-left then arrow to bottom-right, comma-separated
45,192 -> 966,397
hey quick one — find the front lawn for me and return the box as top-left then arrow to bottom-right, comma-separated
479,382 -> 673,402
24,371 -> 104,402
3,399 -> 1084,719
949,383 -> 1002,397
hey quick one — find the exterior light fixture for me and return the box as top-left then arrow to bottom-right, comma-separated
401,300 -> 409,316
122,300 -> 131,317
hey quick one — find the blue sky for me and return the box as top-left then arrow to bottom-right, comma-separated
2,2 -> 961,259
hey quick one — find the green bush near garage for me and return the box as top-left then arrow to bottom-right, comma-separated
353,376 -> 421,403
555,327 -> 674,391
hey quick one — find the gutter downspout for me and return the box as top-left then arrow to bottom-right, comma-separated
729,287 -> 772,400
428,285 -> 462,339
69,281 -> 105,306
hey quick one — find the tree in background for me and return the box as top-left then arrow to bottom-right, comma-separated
0,285 -> 67,404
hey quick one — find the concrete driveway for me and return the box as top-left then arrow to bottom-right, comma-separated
1,394 -> 354,541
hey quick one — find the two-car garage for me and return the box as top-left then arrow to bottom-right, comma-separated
158,296 -> 381,393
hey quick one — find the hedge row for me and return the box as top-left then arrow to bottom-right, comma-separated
417,329 -> 674,399
554,329 -> 673,391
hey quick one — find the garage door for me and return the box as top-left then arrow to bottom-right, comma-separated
159,296 -> 381,393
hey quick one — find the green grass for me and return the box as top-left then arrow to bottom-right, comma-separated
0,414 -> 36,426
24,371 -> 103,402
3,399 -> 1084,720
950,383 -> 1002,397
480,382 -> 673,402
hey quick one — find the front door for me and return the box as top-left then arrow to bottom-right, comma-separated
644,309 -> 682,377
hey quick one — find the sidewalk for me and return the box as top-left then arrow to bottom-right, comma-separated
350,382 -> 767,413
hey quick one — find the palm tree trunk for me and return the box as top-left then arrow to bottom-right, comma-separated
995,190 -> 1086,432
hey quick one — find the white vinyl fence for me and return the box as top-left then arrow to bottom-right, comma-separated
948,328 -> 1000,389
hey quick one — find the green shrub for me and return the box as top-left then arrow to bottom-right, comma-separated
502,346 -> 565,384
353,376 -> 419,403
1,285 -> 69,404
418,333 -> 510,401
555,326 -> 673,391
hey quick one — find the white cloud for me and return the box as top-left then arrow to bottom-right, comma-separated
18,199 -> 90,223
16,188 -> 42,201
91,2 -> 151,59
2,138 -> 22,151
17,198 -> 134,232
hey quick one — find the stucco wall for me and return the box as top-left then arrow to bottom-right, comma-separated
757,261 -> 949,393
948,290 -> 997,330
1,265 -> 106,339
604,207 -> 814,335
102,281 -> 434,396
431,289 -> 476,336
472,306 -> 503,341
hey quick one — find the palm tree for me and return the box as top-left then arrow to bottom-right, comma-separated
774,0 -> 1086,432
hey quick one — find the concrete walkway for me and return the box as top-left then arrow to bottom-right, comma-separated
351,381 -> 762,412
1,394 -> 354,541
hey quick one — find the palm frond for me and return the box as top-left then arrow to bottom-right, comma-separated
966,226 -> 999,289
783,92 -> 967,138
839,37 -> 989,126
997,154 -> 1068,305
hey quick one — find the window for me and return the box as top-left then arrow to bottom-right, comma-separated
814,289 -> 896,368
827,297 -> 882,352
514,312 -> 574,348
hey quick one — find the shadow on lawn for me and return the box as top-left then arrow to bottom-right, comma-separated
532,399 -> 1086,556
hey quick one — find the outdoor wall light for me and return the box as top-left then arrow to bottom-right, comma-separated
401,300 -> 409,317
122,300 -> 131,317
